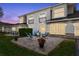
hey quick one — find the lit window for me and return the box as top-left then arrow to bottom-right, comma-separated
39,23 -> 46,33
53,8 -> 65,18
12,27 -> 16,31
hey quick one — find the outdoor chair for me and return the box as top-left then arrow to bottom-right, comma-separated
26,33 -> 33,40
42,32 -> 49,39
36,32 -> 40,37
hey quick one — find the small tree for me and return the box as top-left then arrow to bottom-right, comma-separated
0,7 -> 3,18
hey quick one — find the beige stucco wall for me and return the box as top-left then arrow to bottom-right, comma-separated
74,22 -> 79,36
49,23 -> 66,35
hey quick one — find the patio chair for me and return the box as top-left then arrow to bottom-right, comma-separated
36,32 -> 40,37
42,32 -> 49,39
29,33 -> 33,38
26,33 -> 33,40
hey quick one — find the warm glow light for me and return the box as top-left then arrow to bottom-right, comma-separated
41,27 -> 45,32
12,27 -> 16,31
52,7 -> 65,18
39,23 -> 46,33
49,23 -> 66,35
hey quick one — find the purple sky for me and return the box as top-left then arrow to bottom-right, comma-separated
0,3 -> 56,24
0,3 -> 79,24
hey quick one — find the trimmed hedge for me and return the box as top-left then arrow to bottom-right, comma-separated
19,28 -> 32,37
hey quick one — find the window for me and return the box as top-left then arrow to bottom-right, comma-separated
53,8 -> 65,18
19,17 -> 24,23
28,19 -> 34,24
28,16 -> 34,24
28,17 -> 34,24
39,13 -> 47,23
12,27 -> 16,31
39,17 -> 46,23
74,23 -> 79,36
49,23 -> 66,35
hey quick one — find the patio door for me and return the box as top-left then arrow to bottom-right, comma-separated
74,22 -> 79,36
66,22 -> 74,36
39,23 -> 46,34
49,23 -> 66,35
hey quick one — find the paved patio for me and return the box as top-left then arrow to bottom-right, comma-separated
11,36 -> 66,55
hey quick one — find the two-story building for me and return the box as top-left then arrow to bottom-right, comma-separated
47,3 -> 75,37
26,7 -> 51,35
47,3 -> 79,37
19,3 -> 79,37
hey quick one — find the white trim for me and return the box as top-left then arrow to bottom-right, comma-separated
47,17 -> 79,23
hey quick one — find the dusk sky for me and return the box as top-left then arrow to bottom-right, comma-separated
0,3 -> 79,24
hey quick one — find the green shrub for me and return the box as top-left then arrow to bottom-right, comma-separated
19,28 -> 32,37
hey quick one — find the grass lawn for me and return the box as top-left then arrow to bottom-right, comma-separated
0,35 -> 42,56
0,35 -> 75,56
48,39 -> 75,56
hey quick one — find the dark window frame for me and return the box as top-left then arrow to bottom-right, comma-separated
28,19 -> 34,24
39,17 -> 47,23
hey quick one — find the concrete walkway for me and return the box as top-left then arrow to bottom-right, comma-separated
11,36 -> 65,55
